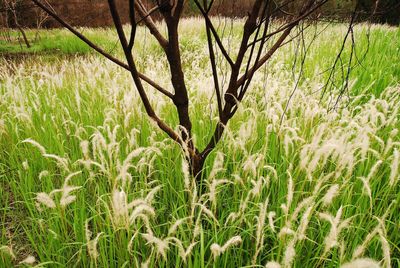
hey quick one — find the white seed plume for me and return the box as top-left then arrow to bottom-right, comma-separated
166,237 -> 197,262
253,199 -> 268,265
0,245 -> 15,259
232,174 -> 244,185
43,153 -> 70,171
265,261 -> 281,268
268,211 -> 276,232
193,218 -> 202,239
38,170 -> 49,180
359,176 -> 373,208
138,215 -> 154,235
250,177 -> 265,197
144,185 -> 162,204
44,153 -> 70,171
353,205 -> 393,259
209,152 -> 225,179
111,189 -> 129,227
282,239 -> 296,268
322,184 -> 340,206
196,203 -> 219,225
209,179 -> 230,206
141,256 -> 151,268
181,157 -> 191,190
378,228 -> 390,268
279,227 -> 296,239
243,154 -> 263,177
291,197 -> 313,223
389,149 -> 399,186
359,133 -> 370,160
319,206 -> 350,254
210,235 -> 242,259
85,220 -> 103,260
340,258 -> 380,268
297,204 -> 314,240
168,216 -> 192,236
367,160 -> 383,181
22,138 -> 47,154
80,140 -> 90,159
183,241 -> 198,260
264,165 -> 278,181
129,204 -> 155,224
0,119 -> 5,135
22,160 -> 29,170
281,170 -> 294,215
36,192 -> 56,209
60,171 -> 82,207
117,147 -> 146,185
142,233 -> 169,260
19,255 -> 36,265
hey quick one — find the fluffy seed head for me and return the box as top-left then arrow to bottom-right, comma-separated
322,184 -> 340,206
211,236 -> 242,259
341,258 -> 380,268
22,138 -> 47,155
19,255 -> 36,265
283,239 -> 296,268
265,261 -> 281,268
36,192 -> 56,209
142,233 -> 169,260
389,149 -> 399,186
0,245 -> 15,259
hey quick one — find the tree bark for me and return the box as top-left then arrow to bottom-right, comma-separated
189,152 -> 206,182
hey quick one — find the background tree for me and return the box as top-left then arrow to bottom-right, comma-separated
1,0 -> 30,47
359,0 -> 400,24
30,0 -> 385,183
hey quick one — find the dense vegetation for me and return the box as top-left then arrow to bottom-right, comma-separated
0,19 -> 399,267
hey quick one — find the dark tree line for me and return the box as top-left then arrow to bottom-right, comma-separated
358,0 -> 400,24
1,0 -> 399,28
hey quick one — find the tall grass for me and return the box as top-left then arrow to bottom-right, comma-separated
0,18 -> 399,267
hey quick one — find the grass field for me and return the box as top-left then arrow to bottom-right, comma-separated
0,18 -> 399,267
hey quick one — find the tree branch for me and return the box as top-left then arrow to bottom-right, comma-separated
238,1 -> 270,101
159,2 -> 194,147
107,0 -> 181,144
200,0 -> 223,117
201,0 -> 328,158
128,0 -> 137,51
237,0 -> 329,89
193,0 -> 235,67
135,0 -> 168,50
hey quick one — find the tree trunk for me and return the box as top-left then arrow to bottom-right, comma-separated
17,25 -> 31,48
189,152 -> 206,183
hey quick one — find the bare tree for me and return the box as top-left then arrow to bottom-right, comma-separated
32,0 -> 50,41
30,0 -> 372,181
3,0 -> 31,47
0,2 -> 12,43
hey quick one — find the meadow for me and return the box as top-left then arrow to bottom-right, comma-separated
0,18 -> 399,267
